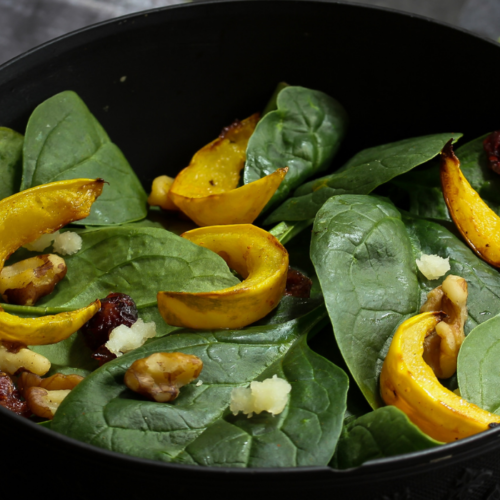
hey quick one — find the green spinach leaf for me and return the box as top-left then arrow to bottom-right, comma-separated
331,406 -> 441,469
388,166 -> 451,221
243,86 -> 347,211
457,314 -> 500,413
0,127 -> 23,200
402,215 -> 500,332
21,91 -> 147,225
1,226 -> 240,343
30,226 -> 239,311
265,133 -> 461,225
311,195 -> 419,408
31,333 -> 97,377
51,307 -> 349,467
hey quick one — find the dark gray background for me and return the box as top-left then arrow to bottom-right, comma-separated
0,0 -> 499,66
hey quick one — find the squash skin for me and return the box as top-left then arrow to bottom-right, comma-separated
0,179 -> 103,345
157,224 -> 289,329
380,311 -> 500,442
441,141 -> 500,267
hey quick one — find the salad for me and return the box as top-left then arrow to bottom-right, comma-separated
1,84 -> 500,469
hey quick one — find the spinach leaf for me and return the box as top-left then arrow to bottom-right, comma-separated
21,91 -> 147,225
457,314 -> 500,413
386,133 -> 500,221
1,226 -> 239,342
331,406 -> 441,469
51,307 -> 349,467
265,133 -> 461,225
243,86 -> 347,210
31,333 -> 97,377
0,127 -> 23,200
311,195 -> 419,408
388,166 -> 451,221
31,226 -> 239,311
402,215 -> 500,332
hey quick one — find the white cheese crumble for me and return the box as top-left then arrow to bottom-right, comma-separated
230,375 -> 291,418
105,319 -> 157,357
23,231 -> 60,252
53,232 -> 83,256
416,254 -> 450,280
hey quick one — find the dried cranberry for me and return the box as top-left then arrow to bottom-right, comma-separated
91,345 -> 117,367
0,372 -> 30,418
483,131 -> 500,174
284,268 -> 313,298
81,293 -> 138,351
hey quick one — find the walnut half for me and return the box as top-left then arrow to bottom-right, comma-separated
124,352 -> 203,402
420,274 -> 468,379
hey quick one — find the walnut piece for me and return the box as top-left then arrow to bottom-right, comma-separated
0,342 -> 50,376
24,387 -> 70,419
17,371 -> 83,396
0,254 -> 67,306
420,274 -> 468,378
124,352 -> 203,402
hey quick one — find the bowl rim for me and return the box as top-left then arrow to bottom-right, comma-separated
1,0 -> 500,478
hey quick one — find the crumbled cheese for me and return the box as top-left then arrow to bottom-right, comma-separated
23,231 -> 60,252
196,380 -> 203,387
52,232 -> 82,256
416,254 -> 450,280
105,319 -> 157,356
230,375 -> 291,418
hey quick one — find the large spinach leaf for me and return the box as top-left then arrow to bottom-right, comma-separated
311,195 -> 419,408
265,133 -> 461,225
243,86 -> 347,210
457,314 -> 500,413
2,226 -> 240,343
21,91 -> 147,225
402,215 -> 500,332
51,307 -> 349,467
331,406 -> 441,469
0,127 -> 23,200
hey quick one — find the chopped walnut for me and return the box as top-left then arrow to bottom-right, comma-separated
420,274 -> 468,378
0,371 -> 30,418
17,371 -> 83,396
0,341 -> 50,376
24,387 -> 71,419
0,254 -> 67,306
124,352 -> 203,403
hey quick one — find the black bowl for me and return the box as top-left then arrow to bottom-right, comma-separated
2,1 -> 500,498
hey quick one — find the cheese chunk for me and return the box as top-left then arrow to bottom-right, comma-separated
230,375 -> 291,417
416,254 -> 450,280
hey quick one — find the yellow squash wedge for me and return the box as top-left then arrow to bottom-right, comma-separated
380,311 -> 500,442
157,224 -> 289,329
168,114 -> 288,226
0,179 -> 103,345
441,141 -> 500,267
